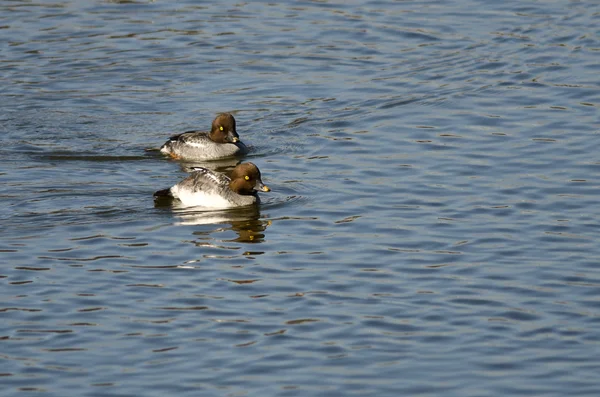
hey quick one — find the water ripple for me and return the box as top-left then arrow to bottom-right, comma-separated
2,1 -> 600,396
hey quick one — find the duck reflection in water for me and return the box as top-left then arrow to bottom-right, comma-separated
175,156 -> 242,174
168,205 -> 271,243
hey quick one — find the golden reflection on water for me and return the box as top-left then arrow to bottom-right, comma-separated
175,205 -> 271,243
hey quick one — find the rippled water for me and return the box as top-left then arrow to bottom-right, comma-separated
2,0 -> 600,395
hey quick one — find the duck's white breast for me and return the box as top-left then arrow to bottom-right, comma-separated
171,185 -> 233,208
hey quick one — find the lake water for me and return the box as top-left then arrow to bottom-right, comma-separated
1,0 -> 600,395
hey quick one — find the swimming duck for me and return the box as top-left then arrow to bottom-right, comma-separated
160,113 -> 248,160
154,162 -> 270,208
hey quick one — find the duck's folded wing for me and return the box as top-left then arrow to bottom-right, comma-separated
168,131 -> 209,145
183,167 -> 232,193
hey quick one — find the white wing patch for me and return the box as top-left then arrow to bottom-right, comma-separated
186,140 -> 211,149
180,133 -> 212,148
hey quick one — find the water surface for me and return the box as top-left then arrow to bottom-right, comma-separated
1,0 -> 600,396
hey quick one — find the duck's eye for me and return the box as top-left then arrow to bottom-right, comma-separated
219,126 -> 223,131
244,175 -> 250,181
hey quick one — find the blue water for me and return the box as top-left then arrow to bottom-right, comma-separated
1,1 -> 600,396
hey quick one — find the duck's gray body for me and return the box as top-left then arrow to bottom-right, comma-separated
160,131 -> 248,161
